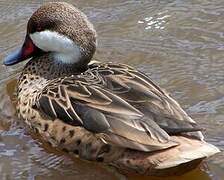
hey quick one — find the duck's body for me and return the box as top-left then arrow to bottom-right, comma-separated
4,2 -> 219,176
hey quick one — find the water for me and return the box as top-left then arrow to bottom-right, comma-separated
0,0 -> 223,179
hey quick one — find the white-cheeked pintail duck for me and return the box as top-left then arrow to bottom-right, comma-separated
3,2 -> 220,176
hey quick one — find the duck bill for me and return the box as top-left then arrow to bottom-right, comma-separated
3,35 -> 39,66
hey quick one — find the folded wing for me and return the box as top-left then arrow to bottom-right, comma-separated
35,62 -> 203,152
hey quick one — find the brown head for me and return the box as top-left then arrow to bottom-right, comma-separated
3,2 -> 97,69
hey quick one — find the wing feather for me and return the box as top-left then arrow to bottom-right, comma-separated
35,62 -> 203,151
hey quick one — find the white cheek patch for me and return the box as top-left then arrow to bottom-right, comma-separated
30,30 -> 81,64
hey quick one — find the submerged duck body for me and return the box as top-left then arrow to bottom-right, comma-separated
3,2 -> 219,176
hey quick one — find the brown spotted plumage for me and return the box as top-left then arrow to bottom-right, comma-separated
4,2 -> 219,176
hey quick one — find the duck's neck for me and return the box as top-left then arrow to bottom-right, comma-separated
17,54 -> 87,106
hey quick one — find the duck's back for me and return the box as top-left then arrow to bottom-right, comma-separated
35,62 -> 204,152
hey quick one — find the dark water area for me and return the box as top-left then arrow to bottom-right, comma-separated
0,0 -> 223,179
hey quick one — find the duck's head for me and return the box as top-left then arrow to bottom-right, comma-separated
3,2 -> 96,68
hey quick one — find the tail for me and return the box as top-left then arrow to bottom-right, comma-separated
155,136 -> 220,170
114,136 -> 220,176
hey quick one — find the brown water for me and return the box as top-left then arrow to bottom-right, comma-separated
0,0 -> 223,179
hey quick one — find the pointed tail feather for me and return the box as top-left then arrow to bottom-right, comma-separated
114,136 -> 220,176
155,136 -> 220,169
